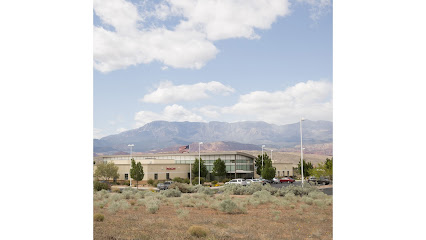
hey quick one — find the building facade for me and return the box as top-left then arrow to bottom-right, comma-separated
94,152 -> 256,182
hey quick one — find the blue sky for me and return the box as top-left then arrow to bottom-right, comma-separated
93,0 -> 333,138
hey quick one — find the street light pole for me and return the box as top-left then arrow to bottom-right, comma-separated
300,117 -> 304,187
128,144 -> 134,187
262,145 -> 265,167
199,142 -> 203,185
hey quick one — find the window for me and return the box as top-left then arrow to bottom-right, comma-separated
278,171 -> 280,176
166,173 -> 170,180
124,173 -> 128,180
287,171 -> 290,177
154,173 -> 158,180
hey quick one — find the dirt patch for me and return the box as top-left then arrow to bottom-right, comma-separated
94,195 -> 332,240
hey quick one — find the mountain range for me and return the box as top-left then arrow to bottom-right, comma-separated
94,120 -> 332,154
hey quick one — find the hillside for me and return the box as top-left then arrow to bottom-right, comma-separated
94,120 -> 332,154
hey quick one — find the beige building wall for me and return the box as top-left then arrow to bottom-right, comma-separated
274,162 -> 294,177
111,160 -> 190,181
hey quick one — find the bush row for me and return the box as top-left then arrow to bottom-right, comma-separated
221,183 -> 320,197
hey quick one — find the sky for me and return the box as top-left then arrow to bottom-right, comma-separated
93,0 -> 333,139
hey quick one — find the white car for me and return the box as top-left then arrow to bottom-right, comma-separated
225,179 -> 247,186
250,179 -> 264,185
272,177 -> 280,184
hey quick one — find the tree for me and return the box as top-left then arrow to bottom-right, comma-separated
261,159 -> 276,180
297,159 -> 313,178
255,153 -> 271,176
310,158 -> 333,180
130,158 -> 144,188
308,162 -> 327,179
94,161 -> 119,181
192,158 -> 208,180
212,158 -> 227,181
324,157 -> 333,180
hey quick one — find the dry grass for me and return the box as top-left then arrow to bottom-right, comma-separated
94,191 -> 332,240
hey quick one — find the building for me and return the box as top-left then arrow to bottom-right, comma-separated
94,152 -> 257,182
273,162 -> 295,178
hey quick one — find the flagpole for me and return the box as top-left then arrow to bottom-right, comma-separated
189,144 -> 192,185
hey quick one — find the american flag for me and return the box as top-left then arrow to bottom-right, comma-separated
179,145 -> 190,153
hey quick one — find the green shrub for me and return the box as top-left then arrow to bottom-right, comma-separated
223,178 -> 230,183
187,225 -> 209,238
108,201 -> 120,213
135,191 -> 145,199
123,180 -> 130,186
301,196 -> 314,205
94,200 -> 107,209
147,179 -> 154,185
308,191 -> 327,199
109,193 -> 123,202
99,189 -> 109,198
145,197 -> 160,214
173,177 -> 185,183
275,185 -> 318,197
169,182 -> 194,193
313,199 -> 327,207
183,178 -> 190,184
118,199 -> 130,210
176,208 -> 189,219
252,190 -> 273,203
94,181 -> 110,191
196,186 -> 214,196
219,199 -> 245,214
192,177 -> 205,185
93,213 -> 104,222
153,180 -> 159,187
122,190 -> 134,200
161,188 -> 182,197
211,180 -> 218,185
137,199 -> 145,206
195,201 -> 208,209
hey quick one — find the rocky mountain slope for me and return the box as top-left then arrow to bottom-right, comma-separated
94,120 -> 332,154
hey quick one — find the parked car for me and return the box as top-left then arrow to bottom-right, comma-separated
318,177 -> 331,185
263,179 -> 273,184
308,176 -> 331,185
157,181 -> 173,190
251,179 -> 265,185
245,179 -> 253,185
280,177 -> 295,183
272,177 -> 280,184
225,179 -> 247,186
307,176 -> 317,184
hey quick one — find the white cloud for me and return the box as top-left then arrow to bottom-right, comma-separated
170,0 -> 291,41
116,127 -> 127,133
133,80 -> 331,126
134,104 -> 204,127
93,0 -> 290,72
141,81 -> 235,104
93,128 -> 104,139
93,26 -> 218,72
197,105 -> 222,118
219,80 -> 332,124
161,66 -> 168,71
296,0 -> 331,21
